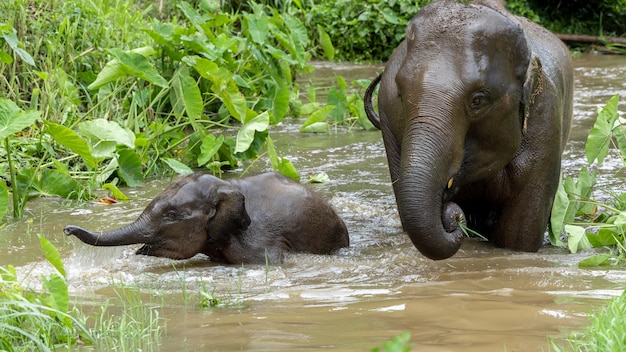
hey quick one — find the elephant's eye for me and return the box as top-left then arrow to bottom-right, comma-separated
469,91 -> 490,111
165,210 -> 178,221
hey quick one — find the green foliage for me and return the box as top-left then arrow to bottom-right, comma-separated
298,0 -> 427,62
0,236 -> 165,350
0,0 -> 383,220
549,94 -> 626,266
371,332 -> 413,352
524,0 -> 626,37
0,236 -> 93,349
550,290 -> 626,351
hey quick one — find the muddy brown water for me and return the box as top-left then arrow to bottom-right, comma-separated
3,54 -> 626,351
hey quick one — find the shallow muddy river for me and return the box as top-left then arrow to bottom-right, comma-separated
3,54 -> 626,351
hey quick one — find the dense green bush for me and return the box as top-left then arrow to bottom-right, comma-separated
300,0 -> 427,62
293,0 -> 626,63
528,0 -> 626,36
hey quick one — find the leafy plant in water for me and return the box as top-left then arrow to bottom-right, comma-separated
0,235 -> 95,349
371,332 -> 413,352
549,94 -> 626,266
0,98 -> 40,218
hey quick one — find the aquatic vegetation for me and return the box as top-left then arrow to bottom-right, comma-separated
550,94 -> 626,266
0,236 -> 165,350
550,290 -> 626,352
371,332 -> 413,352
0,0 -> 377,220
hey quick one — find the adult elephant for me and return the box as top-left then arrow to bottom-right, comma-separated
65,172 -> 349,264
364,0 -> 573,260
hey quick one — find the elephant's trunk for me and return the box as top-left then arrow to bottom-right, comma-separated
397,116 -> 465,260
64,219 -> 151,246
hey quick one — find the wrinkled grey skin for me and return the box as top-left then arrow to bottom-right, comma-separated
65,173 -> 349,264
364,0 -> 573,260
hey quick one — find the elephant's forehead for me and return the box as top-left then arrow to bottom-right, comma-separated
408,3 -> 509,44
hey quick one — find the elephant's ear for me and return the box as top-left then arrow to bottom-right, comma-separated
206,188 -> 251,242
521,55 -> 544,135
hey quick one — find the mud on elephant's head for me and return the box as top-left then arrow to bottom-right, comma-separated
65,172 -> 349,264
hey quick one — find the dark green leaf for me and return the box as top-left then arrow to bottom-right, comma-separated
578,254 -> 612,267
0,98 -> 40,140
43,273 -> 69,313
235,111 -> 269,153
266,137 -> 300,181
587,228 -> 621,247
102,183 -> 131,200
198,134 -> 224,166
44,121 -> 96,169
162,158 -> 194,176
585,94 -> 620,165
116,147 -> 144,187
565,225 -> 592,254
317,25 -> 335,61
301,105 -> 334,133
272,81 -> 290,124
78,119 -> 135,159
39,235 -> 66,278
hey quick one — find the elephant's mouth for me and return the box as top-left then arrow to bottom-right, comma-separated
136,243 -> 157,256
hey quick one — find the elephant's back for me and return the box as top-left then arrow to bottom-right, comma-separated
234,173 -> 349,253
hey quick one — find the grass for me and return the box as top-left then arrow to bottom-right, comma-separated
550,290 -> 626,352
0,237 -> 165,350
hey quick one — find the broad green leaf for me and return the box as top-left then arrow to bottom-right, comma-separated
176,73 -> 203,120
266,137 -> 300,181
111,48 -> 168,87
0,26 -> 35,66
97,158 -> 119,185
317,25 -> 335,61
578,253 -> 612,267
245,13 -> 269,44
39,235 -> 66,278
235,111 -> 269,154
272,81 -> 290,124
613,123 -> 626,161
43,273 -> 69,313
300,121 -> 329,133
585,94 -> 620,165
565,224 -> 592,254
178,1 -> 209,27
198,134 -> 224,166
44,121 -> 96,169
0,98 -> 40,140
88,47 -> 166,90
308,172 -> 330,183
102,183 -> 131,200
301,105 -> 335,132
380,8 -> 401,24
0,49 -> 12,64
162,158 -> 194,176
284,14 -> 308,47
78,119 -> 135,159
189,57 -> 248,121
327,85 -> 348,123
116,147 -> 144,187
39,169 -> 84,199
587,228 -> 621,247
284,14 -> 308,63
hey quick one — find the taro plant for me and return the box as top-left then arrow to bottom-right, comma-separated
549,94 -> 626,266
0,235 -> 95,349
0,98 -> 40,218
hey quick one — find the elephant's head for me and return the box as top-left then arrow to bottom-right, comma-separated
64,174 -> 251,260
386,1 -> 543,259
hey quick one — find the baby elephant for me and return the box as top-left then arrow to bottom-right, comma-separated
64,172 -> 349,264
